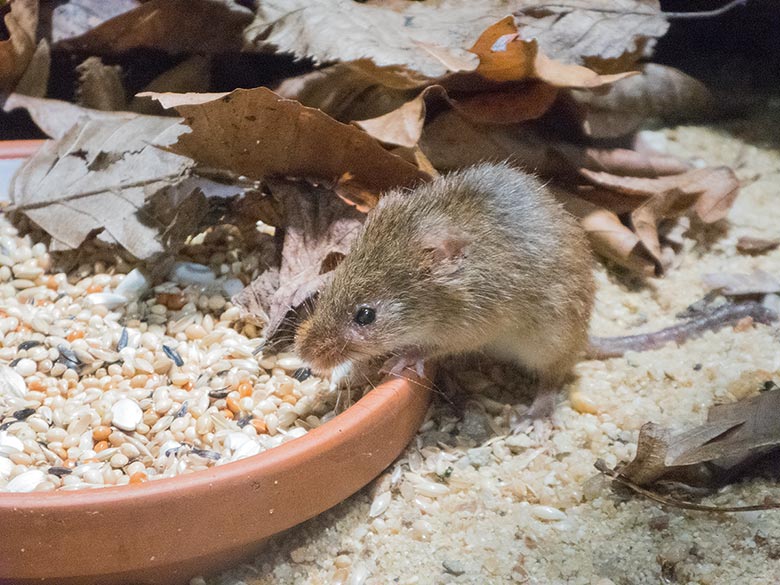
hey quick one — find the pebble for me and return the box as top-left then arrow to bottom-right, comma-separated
111,399 -> 143,432
570,391 -> 598,415
442,559 -> 466,576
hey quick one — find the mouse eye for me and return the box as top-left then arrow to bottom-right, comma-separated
353,306 -> 376,326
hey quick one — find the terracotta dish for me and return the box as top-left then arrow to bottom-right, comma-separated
0,140 -> 432,585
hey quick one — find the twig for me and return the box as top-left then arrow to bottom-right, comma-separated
517,0 -> 749,20
595,459 -> 780,513
664,0 -> 749,19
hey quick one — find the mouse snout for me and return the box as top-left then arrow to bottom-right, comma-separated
294,318 -> 348,375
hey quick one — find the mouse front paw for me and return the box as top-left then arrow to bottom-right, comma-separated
381,354 -> 426,379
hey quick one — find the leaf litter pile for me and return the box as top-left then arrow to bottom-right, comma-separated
2,0 -> 780,583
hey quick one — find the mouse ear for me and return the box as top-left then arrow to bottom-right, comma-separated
420,227 -> 470,275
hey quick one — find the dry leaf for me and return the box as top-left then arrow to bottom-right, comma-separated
469,16 -> 636,87
674,390 -> 780,467
555,189 -> 657,275
449,82 -> 560,125
736,236 -> 780,255
703,270 -> 780,297
581,166 -> 739,224
554,144 -> 691,178
130,56 -> 212,116
0,0 -> 39,92
48,0 -> 252,55
233,267 -> 280,327
246,0 -> 497,78
620,390 -> 780,487
13,37 -> 49,97
143,88 -> 430,201
40,0 -> 138,42
3,93 -> 137,140
419,109 -> 554,173
619,420 -> 742,486
353,86 -> 448,148
276,61 -> 428,122
515,0 -> 668,71
234,181 -> 364,339
570,64 -> 716,139
9,112 -> 240,259
75,56 -> 126,111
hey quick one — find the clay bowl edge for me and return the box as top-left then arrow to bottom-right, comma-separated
0,374 -> 432,584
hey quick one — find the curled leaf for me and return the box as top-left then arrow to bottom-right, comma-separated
234,181 -> 364,339
0,0 -> 39,92
49,0 -> 253,55
570,64 -> 716,139
245,0 -> 496,78
143,87 -> 430,202
581,166 -> 739,224
515,0 -> 668,70
8,109 -> 240,260
469,16 -> 637,88
620,390 -> 780,487
555,189 -> 657,276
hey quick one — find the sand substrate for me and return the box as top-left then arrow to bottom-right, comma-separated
205,107 -> 780,585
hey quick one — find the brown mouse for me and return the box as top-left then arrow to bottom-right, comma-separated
294,162 -> 779,419
295,162 -> 595,417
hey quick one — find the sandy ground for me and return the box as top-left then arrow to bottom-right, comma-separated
207,103 -> 780,585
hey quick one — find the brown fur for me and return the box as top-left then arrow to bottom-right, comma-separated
295,162 -> 595,396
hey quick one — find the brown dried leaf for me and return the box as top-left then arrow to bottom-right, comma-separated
3,93 -> 136,139
48,0 -> 252,55
570,64 -> 716,139
736,237 -> 780,255
419,110 -> 554,173
75,56 -> 126,111
246,0 -> 496,79
555,144 -> 691,178
703,270 -> 780,297
555,189 -> 657,275
515,0 -> 668,70
673,390 -> 780,467
353,86 -> 448,148
234,182 -> 364,338
13,37 -> 49,97
233,267 -> 279,327
0,0 -> 38,92
277,61 -> 428,122
470,16 -> 636,87
581,167 -> 739,224
621,390 -> 780,487
143,88 -> 430,202
130,56 -> 212,116
620,420 -> 742,486
8,110 -> 238,259
449,82 -> 560,125
575,167 -> 738,273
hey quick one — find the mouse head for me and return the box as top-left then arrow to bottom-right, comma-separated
295,191 -> 471,375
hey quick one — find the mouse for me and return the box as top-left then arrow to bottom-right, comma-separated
294,162 -> 778,420
295,162 -> 595,419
